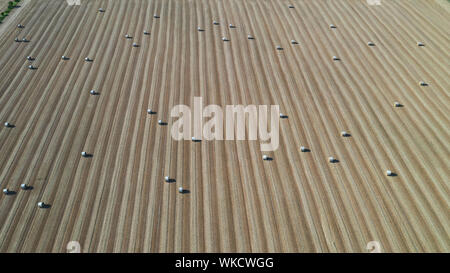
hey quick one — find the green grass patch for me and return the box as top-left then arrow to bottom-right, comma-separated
0,0 -> 21,24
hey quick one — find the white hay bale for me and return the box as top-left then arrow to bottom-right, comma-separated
262,155 -> 269,160
276,45 -> 283,50
37,202 -> 45,208
90,90 -> 96,95
81,151 -> 88,157
300,146 -> 307,152
213,20 -> 219,25
4,122 -> 11,128
20,184 -> 29,190
178,187 -> 184,193
164,176 -> 170,182
330,24 -> 336,29
367,41 -> 375,46
417,42 -> 424,47
329,156 -> 335,163
291,40 -> 298,44
386,170 -> 393,176
247,34 -> 254,40
394,102 -> 401,107
333,56 -> 339,61
2,188 -> 9,195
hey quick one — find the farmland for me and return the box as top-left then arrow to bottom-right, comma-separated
0,0 -> 449,252
0,1 -> 14,10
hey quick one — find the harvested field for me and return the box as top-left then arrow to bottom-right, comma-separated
0,1 -> 23,15
0,0 -> 449,253
0,1 -> 10,10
